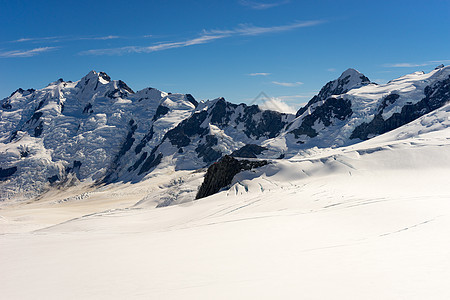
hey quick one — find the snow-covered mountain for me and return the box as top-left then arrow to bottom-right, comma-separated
0,71 -> 197,200
2,98 -> 450,299
1,67 -> 450,299
263,65 -> 450,156
1,66 -> 449,201
124,97 -> 293,178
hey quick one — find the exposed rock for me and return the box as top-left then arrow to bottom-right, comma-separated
231,144 -> 268,158
0,166 -> 17,181
290,98 -> 353,138
296,69 -> 370,117
196,155 -> 268,199
195,135 -> 222,163
165,111 -> 209,148
185,94 -> 198,107
152,105 -> 170,121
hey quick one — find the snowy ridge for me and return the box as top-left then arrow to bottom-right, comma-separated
0,71 -> 197,200
1,66 -> 450,201
263,65 -> 450,156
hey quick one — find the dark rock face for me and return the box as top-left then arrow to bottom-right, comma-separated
196,155 -> 269,199
210,98 -> 236,126
152,105 -> 170,121
128,98 -> 290,177
102,120 -> 138,182
290,98 -> 353,138
196,135 -> 222,163
165,111 -> 209,148
34,121 -> 44,137
28,112 -> 43,124
99,72 -> 111,82
351,75 -> 450,140
36,100 -> 45,111
47,175 -> 59,184
1,101 -> 12,109
65,160 -> 82,178
83,103 -> 93,114
138,149 -> 163,175
231,144 -> 268,158
117,80 -> 134,94
135,126 -> 154,154
185,94 -> 198,107
379,94 -> 400,112
243,110 -> 287,139
207,98 -> 289,140
296,71 -> 370,118
0,166 -> 17,181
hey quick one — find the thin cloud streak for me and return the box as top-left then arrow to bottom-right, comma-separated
0,47 -> 58,58
10,35 -> 120,43
80,35 -> 225,56
11,36 -> 62,43
203,20 -> 325,36
248,72 -> 271,76
272,81 -> 303,87
384,60 -> 450,68
238,0 -> 290,10
80,20 -> 324,56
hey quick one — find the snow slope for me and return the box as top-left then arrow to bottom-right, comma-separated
1,105 -> 449,299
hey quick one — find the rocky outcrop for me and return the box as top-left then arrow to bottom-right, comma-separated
296,68 -> 371,118
231,144 -> 268,158
290,98 -> 353,138
196,155 -> 268,199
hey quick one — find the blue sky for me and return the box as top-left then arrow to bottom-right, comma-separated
1,0 -> 449,110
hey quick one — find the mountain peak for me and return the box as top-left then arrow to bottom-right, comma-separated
338,68 -> 371,86
82,70 -> 111,83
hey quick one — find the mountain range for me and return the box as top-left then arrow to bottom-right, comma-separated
1,66 -> 449,202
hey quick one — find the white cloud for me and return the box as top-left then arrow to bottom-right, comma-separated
80,35 -> 225,56
238,0 -> 290,10
384,60 -> 450,68
0,47 -> 58,58
327,68 -> 336,72
384,62 -> 429,68
248,72 -> 271,76
9,35 -> 120,44
80,20 -> 324,56
272,81 -> 303,87
11,36 -> 61,43
78,35 -> 120,41
203,20 -> 324,36
258,98 -> 297,114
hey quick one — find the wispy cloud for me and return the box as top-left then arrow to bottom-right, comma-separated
248,72 -> 271,76
0,47 -> 58,58
203,20 -> 324,36
327,68 -> 337,72
80,35 -> 225,56
384,60 -> 450,68
80,20 -> 324,56
238,0 -> 290,10
272,81 -> 303,87
9,35 -> 120,43
77,35 -> 120,41
11,36 -> 62,43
